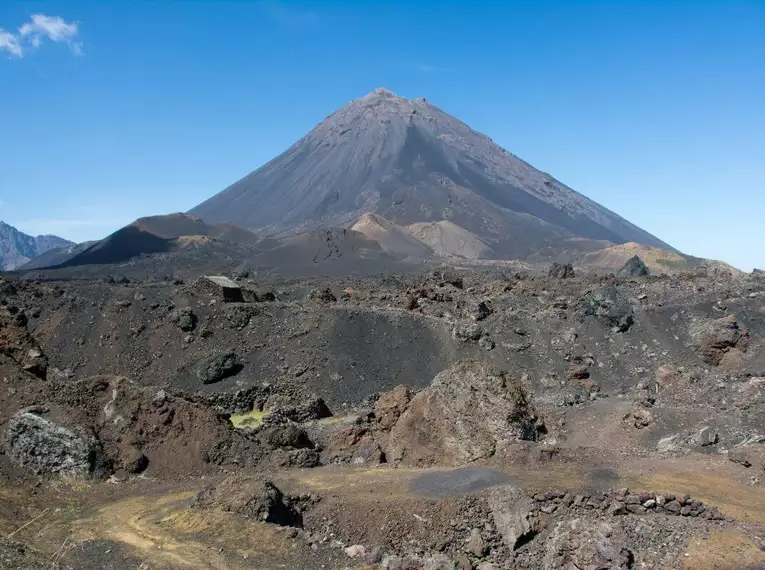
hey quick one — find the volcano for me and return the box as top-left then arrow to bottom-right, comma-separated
190,88 -> 670,258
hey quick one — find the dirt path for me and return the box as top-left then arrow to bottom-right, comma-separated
0,480 -> 331,570
1,453 -> 764,569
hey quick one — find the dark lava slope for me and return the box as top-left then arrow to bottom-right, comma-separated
190,88 -> 671,257
21,213 -> 263,269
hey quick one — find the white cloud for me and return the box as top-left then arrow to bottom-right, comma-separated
20,14 -> 78,43
0,14 -> 81,59
0,27 -> 22,57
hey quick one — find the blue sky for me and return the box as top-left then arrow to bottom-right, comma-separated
1,1 -> 763,270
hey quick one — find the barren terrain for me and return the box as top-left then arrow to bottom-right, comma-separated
1,262 -> 764,569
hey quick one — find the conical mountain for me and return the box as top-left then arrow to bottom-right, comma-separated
190,88 -> 671,258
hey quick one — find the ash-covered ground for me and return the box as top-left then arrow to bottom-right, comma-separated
1,263 -> 765,569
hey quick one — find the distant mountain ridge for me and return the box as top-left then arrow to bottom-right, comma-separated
12,211 -> 739,280
190,88 -> 673,259
0,221 -> 73,270
11,212 -> 422,277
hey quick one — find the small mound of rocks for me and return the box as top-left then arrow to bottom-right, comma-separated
528,487 -> 725,520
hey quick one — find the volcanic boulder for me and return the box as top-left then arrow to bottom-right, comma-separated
489,486 -> 541,550
308,288 -> 337,303
0,278 -> 17,297
576,285 -> 634,332
170,307 -> 198,332
619,255 -> 650,277
197,351 -> 243,384
566,364 -> 590,381
5,412 -> 109,478
118,443 -> 149,474
193,476 -> 303,527
383,361 -> 545,466
432,268 -> 464,289
265,396 -> 332,424
453,321 -> 484,342
474,301 -> 494,321
728,445 -> 765,470
548,263 -> 575,279
691,315 -> 749,366
324,424 -> 386,466
259,425 -> 314,450
374,385 -> 412,429
655,364 -> 683,387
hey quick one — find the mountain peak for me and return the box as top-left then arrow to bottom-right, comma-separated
367,87 -> 400,99
190,90 -> 672,257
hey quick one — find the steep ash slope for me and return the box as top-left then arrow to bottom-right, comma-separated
191,88 -> 671,257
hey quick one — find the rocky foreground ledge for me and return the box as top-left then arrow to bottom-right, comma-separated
189,473 -> 736,570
